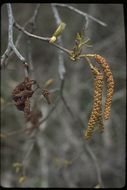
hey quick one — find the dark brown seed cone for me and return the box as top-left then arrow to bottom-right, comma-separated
14,98 -> 25,111
14,90 -> 34,99
12,77 -> 36,112
95,54 -> 114,120
84,68 -> 103,140
12,77 -> 35,97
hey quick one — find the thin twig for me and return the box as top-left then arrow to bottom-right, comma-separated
85,144 -> 104,188
14,22 -> 49,41
1,4 -> 29,77
53,3 -> 107,27
22,132 -> 38,176
0,128 -> 25,138
39,96 -> 60,125
39,80 -> 66,125
2,4 -> 25,63
3,4 -> 41,69
59,79 -> 74,118
26,4 -> 41,73
14,22 -> 71,55
51,4 -> 66,80
61,95 -> 74,118
30,4 -> 40,25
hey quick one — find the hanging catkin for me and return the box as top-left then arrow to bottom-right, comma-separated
84,66 -> 103,139
42,89 -> 51,104
94,54 -> 114,120
24,98 -> 30,120
96,107 -> 104,133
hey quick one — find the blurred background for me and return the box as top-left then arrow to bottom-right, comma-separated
1,3 -> 126,188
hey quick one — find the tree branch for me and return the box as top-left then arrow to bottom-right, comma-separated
53,3 -> 107,27
26,4 -> 41,73
14,21 -> 71,55
85,144 -> 104,187
1,4 -> 29,77
51,4 -> 66,80
2,4 -> 41,69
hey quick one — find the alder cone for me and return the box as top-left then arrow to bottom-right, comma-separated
16,101 -> 25,111
12,77 -> 35,116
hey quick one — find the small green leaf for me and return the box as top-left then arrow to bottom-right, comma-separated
49,22 -> 66,43
53,22 -> 66,38
18,176 -> 26,184
76,33 -> 82,41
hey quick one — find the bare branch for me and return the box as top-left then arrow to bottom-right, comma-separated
2,4 -> 26,63
3,4 -> 41,69
39,96 -> 60,125
59,79 -> 75,119
51,4 -> 66,80
22,133 -> 37,177
30,4 -> 40,25
53,3 -> 107,27
14,22 -> 49,41
39,79 -> 73,126
85,144 -> 104,188
14,22 -> 71,55
61,95 -> 74,118
26,4 -> 41,73
1,4 -> 29,77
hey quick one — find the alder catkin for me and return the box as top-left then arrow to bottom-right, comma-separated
95,54 -> 114,120
24,98 -> 30,120
84,67 -> 103,139
96,107 -> 104,133
42,89 -> 51,104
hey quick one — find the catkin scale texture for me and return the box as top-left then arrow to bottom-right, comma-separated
95,54 -> 114,120
42,89 -> 51,104
12,77 -> 36,121
84,69 -> 103,139
96,107 -> 104,133
24,98 -> 30,119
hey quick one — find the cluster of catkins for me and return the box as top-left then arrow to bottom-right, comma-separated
12,77 -> 51,121
84,54 -> 114,140
12,77 -> 36,119
12,54 -> 114,140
